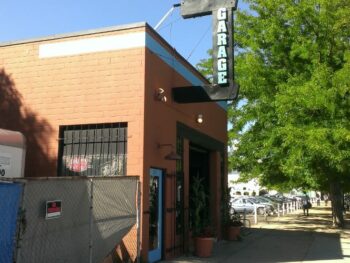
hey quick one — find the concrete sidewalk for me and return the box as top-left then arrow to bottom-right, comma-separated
161,206 -> 350,263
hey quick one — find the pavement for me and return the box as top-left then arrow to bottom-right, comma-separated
161,205 -> 350,263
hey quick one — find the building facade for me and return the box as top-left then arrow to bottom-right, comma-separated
0,23 -> 228,262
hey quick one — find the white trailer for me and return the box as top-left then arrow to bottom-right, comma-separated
0,129 -> 26,178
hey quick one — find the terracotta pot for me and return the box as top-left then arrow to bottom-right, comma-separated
194,237 -> 213,257
227,226 -> 241,241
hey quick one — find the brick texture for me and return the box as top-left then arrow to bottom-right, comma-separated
0,27 -> 146,178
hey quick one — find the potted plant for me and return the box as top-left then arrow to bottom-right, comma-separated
226,212 -> 243,241
190,176 -> 215,257
223,187 -> 243,241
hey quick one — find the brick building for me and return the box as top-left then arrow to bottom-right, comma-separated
0,22 -> 228,262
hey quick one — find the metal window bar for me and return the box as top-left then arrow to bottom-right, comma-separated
59,123 -> 127,176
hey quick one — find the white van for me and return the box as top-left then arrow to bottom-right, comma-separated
0,129 -> 26,178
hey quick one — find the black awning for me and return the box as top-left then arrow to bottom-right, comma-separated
172,83 -> 239,103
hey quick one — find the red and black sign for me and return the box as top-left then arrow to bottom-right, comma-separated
45,200 -> 62,219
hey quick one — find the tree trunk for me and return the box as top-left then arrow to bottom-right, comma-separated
329,181 -> 344,228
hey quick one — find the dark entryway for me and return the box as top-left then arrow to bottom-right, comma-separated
176,123 -> 225,256
189,143 -> 210,231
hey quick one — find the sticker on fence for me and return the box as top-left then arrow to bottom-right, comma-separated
45,200 -> 62,219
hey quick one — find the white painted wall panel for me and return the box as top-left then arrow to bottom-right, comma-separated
39,32 -> 146,58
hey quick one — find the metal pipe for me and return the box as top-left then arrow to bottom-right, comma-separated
89,179 -> 93,263
254,205 -> 257,224
154,4 -> 181,30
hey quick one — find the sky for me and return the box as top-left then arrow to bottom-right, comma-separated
0,0 -> 248,66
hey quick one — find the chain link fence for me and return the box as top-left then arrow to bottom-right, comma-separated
238,201 -> 304,227
0,176 -> 139,263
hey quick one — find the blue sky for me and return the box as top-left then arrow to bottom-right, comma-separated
0,1 -> 247,66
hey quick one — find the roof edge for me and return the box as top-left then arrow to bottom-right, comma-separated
0,22 -> 148,47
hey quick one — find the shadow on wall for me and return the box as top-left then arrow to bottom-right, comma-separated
0,69 -> 55,177
113,240 -> 135,263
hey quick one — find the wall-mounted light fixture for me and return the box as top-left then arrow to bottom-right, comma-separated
196,114 -> 203,124
158,143 -> 182,160
155,88 -> 167,102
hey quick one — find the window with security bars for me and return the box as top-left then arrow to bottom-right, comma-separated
58,123 -> 127,176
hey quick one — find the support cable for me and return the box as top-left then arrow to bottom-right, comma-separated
154,3 -> 181,31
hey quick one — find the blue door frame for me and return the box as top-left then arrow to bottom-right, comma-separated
148,168 -> 163,263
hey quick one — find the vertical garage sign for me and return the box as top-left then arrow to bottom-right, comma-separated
173,0 -> 239,103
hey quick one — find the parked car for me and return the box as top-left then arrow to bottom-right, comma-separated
263,194 -> 284,204
255,196 -> 278,207
231,197 -> 267,215
249,196 -> 276,214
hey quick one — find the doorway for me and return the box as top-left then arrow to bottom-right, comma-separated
148,168 -> 163,263
189,144 -> 210,231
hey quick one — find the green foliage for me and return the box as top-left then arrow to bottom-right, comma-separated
196,50 -> 213,82
190,176 -> 212,237
230,0 -> 350,192
197,0 -> 350,193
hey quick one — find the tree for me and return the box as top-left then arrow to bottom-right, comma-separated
197,0 -> 350,227
229,0 -> 350,227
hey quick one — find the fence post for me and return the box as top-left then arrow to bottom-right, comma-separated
277,203 -> 280,217
254,204 -> 258,224
136,180 -> 141,263
89,179 -> 93,263
282,203 -> 285,215
285,203 -> 287,214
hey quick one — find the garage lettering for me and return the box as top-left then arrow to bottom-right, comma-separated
216,7 -> 228,85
